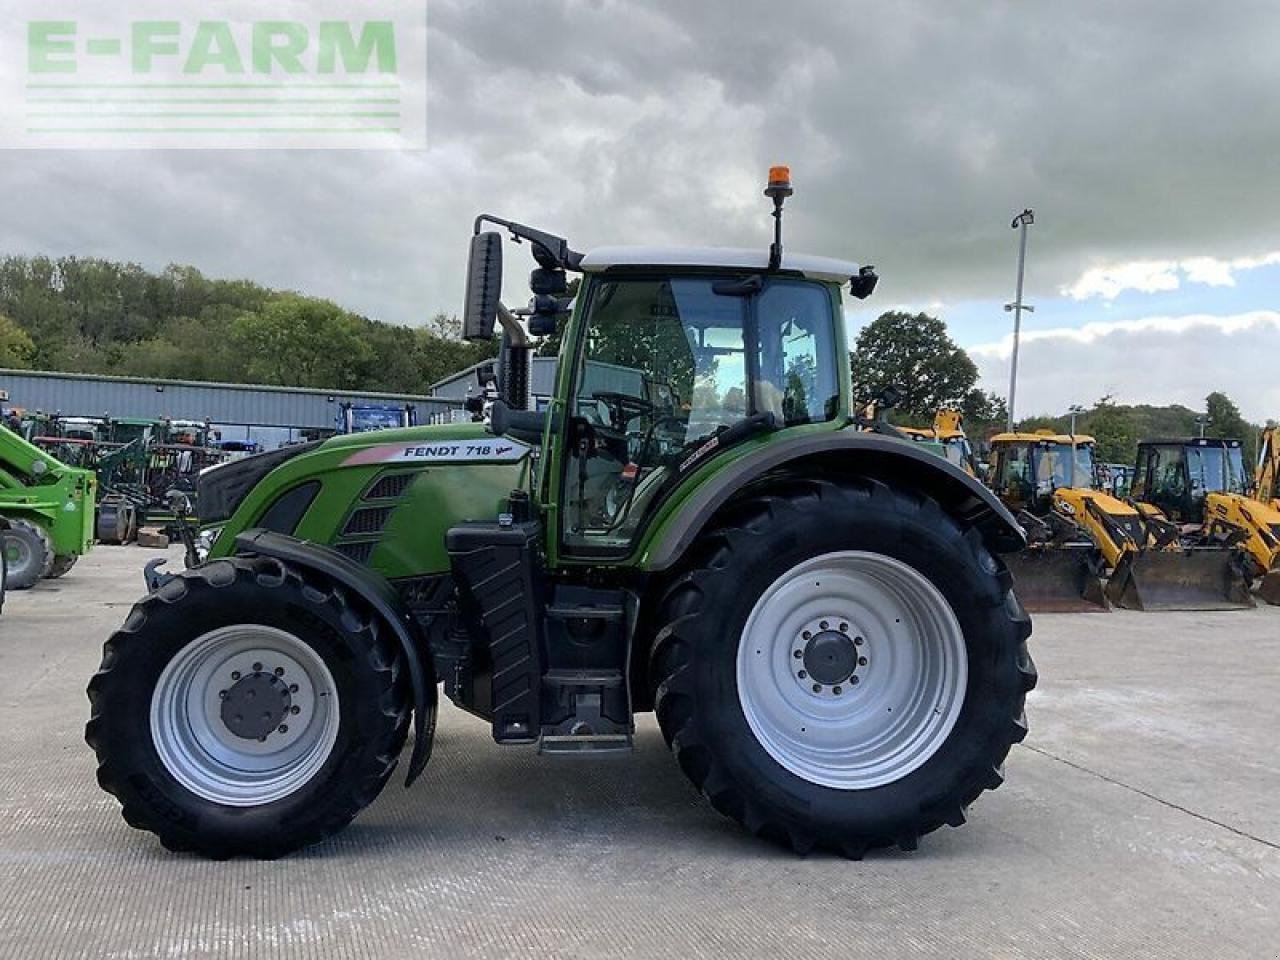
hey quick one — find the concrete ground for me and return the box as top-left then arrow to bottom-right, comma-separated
1,545 -> 1277,960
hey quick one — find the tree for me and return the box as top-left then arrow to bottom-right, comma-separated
1084,395 -> 1138,464
1205,390 -> 1255,464
230,295 -> 374,389
960,388 -> 1007,437
0,313 -> 36,368
850,311 -> 978,419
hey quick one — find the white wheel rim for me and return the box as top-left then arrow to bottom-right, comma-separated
150,625 -> 340,807
736,551 -> 968,790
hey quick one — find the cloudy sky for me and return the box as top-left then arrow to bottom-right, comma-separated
2,0 -> 1278,420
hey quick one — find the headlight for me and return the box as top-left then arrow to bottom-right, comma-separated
196,526 -> 224,561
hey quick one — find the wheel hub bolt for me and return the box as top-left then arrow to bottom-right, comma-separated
833,685 -> 843,695
854,636 -> 864,646
819,620 -> 829,630
231,671 -> 241,681
290,705 -> 300,715
278,724 -> 288,734
812,683 -> 822,693
797,670 -> 807,679
274,667 -> 285,677
850,676 -> 860,685
252,662 -> 263,673
289,684 -> 299,693
802,630 -> 812,641
839,623 -> 848,633
218,690 -> 228,699
858,656 -> 868,666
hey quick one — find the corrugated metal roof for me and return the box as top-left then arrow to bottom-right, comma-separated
0,368 -> 457,430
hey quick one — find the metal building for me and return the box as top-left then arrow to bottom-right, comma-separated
0,368 -> 461,448
430,357 -> 560,406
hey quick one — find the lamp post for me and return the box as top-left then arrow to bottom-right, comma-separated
1005,209 -> 1035,432
1067,403 -> 1085,487
1196,415 -> 1211,439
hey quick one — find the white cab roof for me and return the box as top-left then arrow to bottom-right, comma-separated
579,246 -> 861,283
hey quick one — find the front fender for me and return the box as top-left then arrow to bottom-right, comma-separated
642,431 -> 1025,571
233,528 -> 438,786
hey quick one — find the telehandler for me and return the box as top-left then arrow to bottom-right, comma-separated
1126,437 -> 1279,606
0,423 -> 96,588
86,169 -> 1036,859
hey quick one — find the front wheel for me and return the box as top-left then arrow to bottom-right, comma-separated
2,519 -> 53,589
651,479 -> 1036,856
86,557 -> 412,858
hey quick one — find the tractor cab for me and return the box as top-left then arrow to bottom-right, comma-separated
989,432 -> 1097,513
899,410 -> 977,477
1131,438 -> 1246,523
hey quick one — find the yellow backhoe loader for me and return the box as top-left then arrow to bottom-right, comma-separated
989,432 -> 1253,611
1126,437 -> 1280,606
900,409 -> 979,477
1257,426 -> 1279,511
989,432 -> 1127,611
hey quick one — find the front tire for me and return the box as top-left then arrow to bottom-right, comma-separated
2,519 -> 53,589
651,478 -> 1036,856
86,556 -> 411,858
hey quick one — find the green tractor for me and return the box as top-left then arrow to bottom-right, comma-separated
1,424 -> 96,588
86,170 -> 1036,859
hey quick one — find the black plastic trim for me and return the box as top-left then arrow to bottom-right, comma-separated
257,481 -> 321,535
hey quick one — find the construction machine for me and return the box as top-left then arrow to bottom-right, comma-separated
900,409 -> 978,477
1257,426 -> 1279,511
989,432 -> 1126,611
0,424 -> 95,588
86,168 -> 1036,860
1127,437 -> 1279,606
988,431 -> 1251,611
338,402 -> 418,434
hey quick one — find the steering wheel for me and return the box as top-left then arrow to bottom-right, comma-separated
591,391 -> 654,431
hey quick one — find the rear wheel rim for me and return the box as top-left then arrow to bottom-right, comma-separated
737,551 -> 968,790
150,625 -> 340,807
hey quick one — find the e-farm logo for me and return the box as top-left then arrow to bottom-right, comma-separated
1,2 -> 426,149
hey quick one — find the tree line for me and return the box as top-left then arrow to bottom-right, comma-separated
850,310 -> 1270,465
0,258 -> 1266,466
0,256 -> 497,394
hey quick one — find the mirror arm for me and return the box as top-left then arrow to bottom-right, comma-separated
496,303 -> 529,348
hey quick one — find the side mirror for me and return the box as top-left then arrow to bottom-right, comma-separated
849,265 -> 878,300
463,231 -> 503,341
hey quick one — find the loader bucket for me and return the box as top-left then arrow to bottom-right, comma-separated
1105,550 -> 1256,611
1006,546 -> 1111,613
1258,568 -> 1280,606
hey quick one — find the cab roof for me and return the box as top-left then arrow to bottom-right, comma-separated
990,432 -> 1097,445
579,246 -> 862,284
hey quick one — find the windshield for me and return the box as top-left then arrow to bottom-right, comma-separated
564,274 -> 839,551
1186,444 -> 1229,496
347,408 -> 407,432
1225,445 -> 1248,494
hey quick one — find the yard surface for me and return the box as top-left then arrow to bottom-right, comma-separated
1,545 -> 1277,959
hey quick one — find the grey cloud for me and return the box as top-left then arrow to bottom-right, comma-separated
2,0 -> 1279,330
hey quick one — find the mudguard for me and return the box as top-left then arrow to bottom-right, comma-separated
234,528 -> 438,786
644,431 -> 1026,571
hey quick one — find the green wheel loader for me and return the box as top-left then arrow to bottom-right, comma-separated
0,424 -> 96,588
86,170 -> 1036,859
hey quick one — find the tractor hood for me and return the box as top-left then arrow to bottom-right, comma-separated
202,422 -> 535,577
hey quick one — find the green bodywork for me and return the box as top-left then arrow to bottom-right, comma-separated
207,423 -> 531,577
0,425 -> 96,557
204,274 -> 857,580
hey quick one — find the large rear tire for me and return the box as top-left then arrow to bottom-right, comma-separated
85,556 -> 412,858
2,519 -> 54,589
651,478 -> 1036,856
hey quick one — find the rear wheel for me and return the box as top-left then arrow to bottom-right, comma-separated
46,554 -> 78,579
86,557 -> 412,858
651,478 -> 1036,856
2,519 -> 53,589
